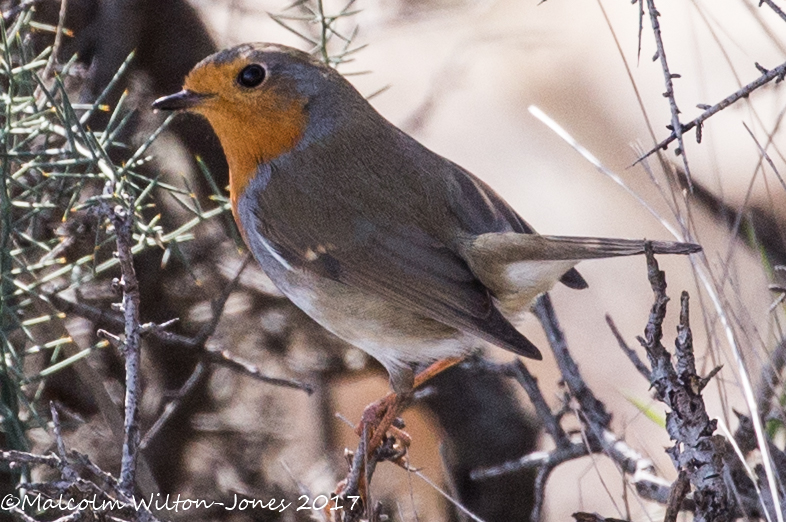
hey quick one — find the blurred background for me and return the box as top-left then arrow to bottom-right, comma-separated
5,0 -> 786,520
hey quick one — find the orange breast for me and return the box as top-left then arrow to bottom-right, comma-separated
212,99 -> 306,219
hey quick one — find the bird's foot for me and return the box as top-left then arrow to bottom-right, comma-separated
355,391 -> 409,455
354,356 -> 465,453
334,423 -> 412,520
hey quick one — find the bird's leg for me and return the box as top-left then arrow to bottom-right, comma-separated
337,357 -> 465,515
412,356 -> 466,388
357,356 -> 465,453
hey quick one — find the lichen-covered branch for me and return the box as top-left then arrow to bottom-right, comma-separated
638,245 -> 729,522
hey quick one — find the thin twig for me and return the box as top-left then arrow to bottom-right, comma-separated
0,450 -> 59,468
645,0 -> 692,189
139,362 -> 207,450
605,315 -> 651,379
759,0 -> 786,23
108,204 -> 142,495
471,442 -> 588,480
204,348 -> 313,393
742,121 -> 786,192
41,0 -> 68,80
756,339 -> 786,419
635,59 -> 786,166
637,0 -> 644,63
533,293 -> 612,429
507,359 -> 570,446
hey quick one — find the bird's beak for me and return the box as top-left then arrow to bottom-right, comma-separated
152,90 -> 211,111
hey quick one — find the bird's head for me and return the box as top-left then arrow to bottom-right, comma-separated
153,43 -> 347,210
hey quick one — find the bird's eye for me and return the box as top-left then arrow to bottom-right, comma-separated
237,64 -> 266,88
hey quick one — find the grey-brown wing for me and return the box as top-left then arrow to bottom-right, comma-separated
445,162 -> 588,290
248,203 -> 542,360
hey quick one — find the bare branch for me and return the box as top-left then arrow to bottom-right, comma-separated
107,204 -> 143,495
139,362 -> 207,450
759,0 -> 786,23
533,294 -> 612,429
503,359 -> 570,445
605,315 -> 651,379
204,347 -> 313,393
0,449 -> 160,521
44,280 -> 312,395
644,0 -> 693,188
635,59 -> 786,165
639,247 -> 731,522
471,442 -> 588,480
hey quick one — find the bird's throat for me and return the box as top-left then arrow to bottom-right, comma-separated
203,100 -> 307,217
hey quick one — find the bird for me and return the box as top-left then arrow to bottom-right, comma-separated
152,42 -> 699,438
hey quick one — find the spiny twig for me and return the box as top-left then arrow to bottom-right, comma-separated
269,0 -> 364,69
106,203 -> 143,495
634,59 -> 786,166
759,0 -> 786,24
644,0 -> 692,190
44,289 -> 313,394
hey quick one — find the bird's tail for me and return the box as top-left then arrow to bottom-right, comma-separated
469,233 -> 701,262
464,233 -> 700,319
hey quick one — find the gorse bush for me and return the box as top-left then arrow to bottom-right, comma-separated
0,2 -> 226,472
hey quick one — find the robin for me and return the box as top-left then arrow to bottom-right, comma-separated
153,42 -> 699,446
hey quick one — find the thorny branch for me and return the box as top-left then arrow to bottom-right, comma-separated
644,0 -> 692,189
0,449 -> 160,522
640,246 -> 734,522
105,203 -> 143,495
759,0 -> 786,24
635,58 -> 786,166
633,245 -> 729,521
44,286 -> 313,394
